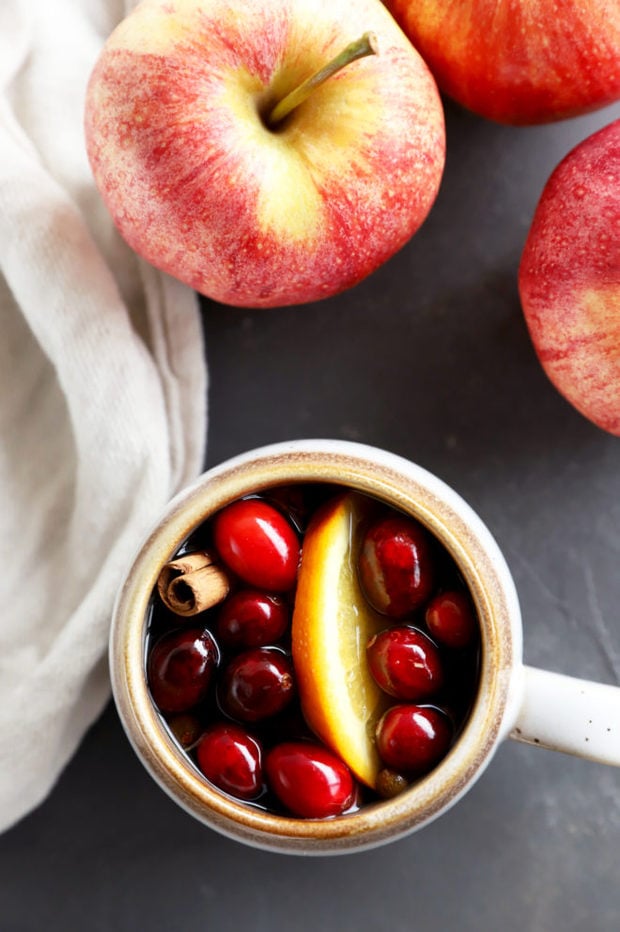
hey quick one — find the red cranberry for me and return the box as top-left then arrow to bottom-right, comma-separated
376,705 -> 453,774
426,590 -> 478,648
221,647 -> 295,722
216,590 -> 289,650
147,628 -> 218,713
213,499 -> 299,591
265,485 -> 311,533
366,626 -> 444,701
358,515 -> 435,617
265,742 -> 356,818
196,723 -> 263,800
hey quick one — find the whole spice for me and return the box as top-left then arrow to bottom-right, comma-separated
157,551 -> 231,616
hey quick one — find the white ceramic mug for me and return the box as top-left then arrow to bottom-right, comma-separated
110,439 -> 620,855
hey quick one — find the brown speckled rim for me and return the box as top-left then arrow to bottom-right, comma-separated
110,440 -> 521,855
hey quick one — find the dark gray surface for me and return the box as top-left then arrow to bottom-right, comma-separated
2,100 -> 620,931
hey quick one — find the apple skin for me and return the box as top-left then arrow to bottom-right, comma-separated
84,0 -> 445,308
518,119 -> 620,436
383,0 -> 620,125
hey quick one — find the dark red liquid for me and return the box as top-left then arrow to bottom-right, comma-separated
145,483 -> 480,817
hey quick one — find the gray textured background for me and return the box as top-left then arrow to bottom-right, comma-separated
2,98 -> 620,931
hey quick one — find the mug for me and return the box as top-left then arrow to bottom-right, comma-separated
110,439 -> 620,854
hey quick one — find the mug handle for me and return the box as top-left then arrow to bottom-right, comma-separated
510,665 -> 620,766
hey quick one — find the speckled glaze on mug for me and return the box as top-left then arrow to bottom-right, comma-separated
109,440 -> 620,855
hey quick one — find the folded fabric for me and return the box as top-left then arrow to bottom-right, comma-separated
0,0 -> 207,832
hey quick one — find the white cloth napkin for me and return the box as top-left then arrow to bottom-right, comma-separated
0,0 -> 207,832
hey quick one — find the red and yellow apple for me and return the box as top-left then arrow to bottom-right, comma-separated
518,119 -> 620,436
84,0 -> 445,308
383,0 -> 620,125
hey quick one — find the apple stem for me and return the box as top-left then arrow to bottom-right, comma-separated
267,32 -> 379,127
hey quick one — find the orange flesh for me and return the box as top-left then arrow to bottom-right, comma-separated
291,492 -> 390,788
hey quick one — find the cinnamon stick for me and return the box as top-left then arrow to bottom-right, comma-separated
157,551 -> 231,616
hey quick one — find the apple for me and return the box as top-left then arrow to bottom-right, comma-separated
383,0 -> 620,125
518,119 -> 620,436
84,0 -> 445,308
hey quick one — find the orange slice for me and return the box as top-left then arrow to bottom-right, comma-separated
291,491 -> 390,788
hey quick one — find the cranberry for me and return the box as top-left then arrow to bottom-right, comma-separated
147,628 -> 219,713
426,590 -> 478,648
196,723 -> 263,800
216,589 -> 289,650
213,499 -> 300,591
220,647 -> 295,722
358,515 -> 435,617
265,742 -> 356,818
366,626 -> 444,701
265,485 -> 311,533
376,705 -> 453,774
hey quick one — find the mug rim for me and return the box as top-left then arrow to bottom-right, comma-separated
110,439 -> 521,854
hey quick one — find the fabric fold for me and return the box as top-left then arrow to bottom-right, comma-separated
0,0 -> 207,832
